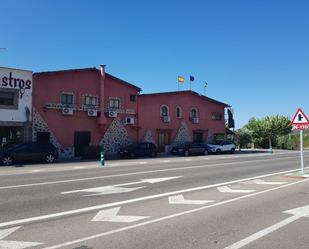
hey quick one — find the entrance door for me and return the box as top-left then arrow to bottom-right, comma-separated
193,132 -> 203,143
158,132 -> 170,152
74,131 -> 91,157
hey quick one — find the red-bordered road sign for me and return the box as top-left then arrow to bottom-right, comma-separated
291,108 -> 309,130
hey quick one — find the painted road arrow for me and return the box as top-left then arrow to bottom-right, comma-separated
92,206 -> 149,223
224,205 -> 309,249
0,226 -> 42,249
217,186 -> 255,193
168,195 -> 214,205
252,179 -> 286,185
62,176 -> 181,196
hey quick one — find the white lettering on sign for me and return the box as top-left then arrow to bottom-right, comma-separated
291,108 -> 309,130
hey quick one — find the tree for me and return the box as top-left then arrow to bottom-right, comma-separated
234,129 -> 252,150
246,115 -> 292,149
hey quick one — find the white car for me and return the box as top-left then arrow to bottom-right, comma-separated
207,140 -> 236,154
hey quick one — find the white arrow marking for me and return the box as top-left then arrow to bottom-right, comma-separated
224,205 -> 309,249
62,176 -> 181,195
62,186 -> 145,196
92,207 -> 149,223
0,226 -> 43,249
252,179 -> 286,185
168,195 -> 214,205
217,186 -> 255,193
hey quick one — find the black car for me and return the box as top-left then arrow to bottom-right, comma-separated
0,142 -> 59,166
171,142 -> 210,156
119,142 -> 158,158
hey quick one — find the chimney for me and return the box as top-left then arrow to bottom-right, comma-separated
98,64 -> 107,125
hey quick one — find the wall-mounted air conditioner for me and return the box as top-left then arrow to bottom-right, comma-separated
62,108 -> 74,115
163,116 -> 171,123
125,117 -> 135,125
87,109 -> 98,117
109,111 -> 117,118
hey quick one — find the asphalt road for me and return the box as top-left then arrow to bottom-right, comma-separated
0,150 -> 309,249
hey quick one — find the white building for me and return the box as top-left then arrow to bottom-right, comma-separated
0,67 -> 33,145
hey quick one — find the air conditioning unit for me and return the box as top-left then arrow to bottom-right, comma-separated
125,117 -> 135,125
62,107 -> 74,115
192,117 -> 199,124
109,111 -> 117,118
163,116 -> 171,123
87,109 -> 98,117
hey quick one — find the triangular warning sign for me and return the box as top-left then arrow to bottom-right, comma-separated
291,108 -> 309,125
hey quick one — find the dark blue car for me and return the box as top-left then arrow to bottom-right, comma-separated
171,142 -> 211,156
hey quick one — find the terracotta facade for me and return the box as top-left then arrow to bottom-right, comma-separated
32,66 -> 229,157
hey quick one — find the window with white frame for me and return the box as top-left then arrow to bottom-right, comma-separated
190,108 -> 198,119
61,92 -> 74,106
109,98 -> 120,109
176,106 -> 182,118
160,105 -> 169,117
84,95 -> 98,106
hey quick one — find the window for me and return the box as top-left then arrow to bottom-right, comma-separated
84,96 -> 97,106
130,94 -> 136,102
160,105 -> 169,117
0,89 -> 18,109
61,93 -> 74,106
212,112 -> 222,120
176,106 -> 182,118
190,108 -> 198,118
109,98 -> 120,109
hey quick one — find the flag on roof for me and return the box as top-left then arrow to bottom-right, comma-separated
178,76 -> 185,83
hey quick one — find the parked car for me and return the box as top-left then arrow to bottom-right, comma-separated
171,142 -> 211,156
118,142 -> 158,158
0,142 -> 58,166
207,140 -> 236,154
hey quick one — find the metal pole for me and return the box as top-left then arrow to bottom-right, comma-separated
300,129 -> 304,174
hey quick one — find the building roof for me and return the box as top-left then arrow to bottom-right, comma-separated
139,90 -> 230,107
33,67 -> 141,91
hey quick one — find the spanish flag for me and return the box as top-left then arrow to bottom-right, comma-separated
178,76 -> 185,83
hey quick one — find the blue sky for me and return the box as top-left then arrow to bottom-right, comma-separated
1,0 -> 308,128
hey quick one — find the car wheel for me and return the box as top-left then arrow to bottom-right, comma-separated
45,154 -> 55,163
204,150 -> 208,155
216,149 -> 221,154
184,150 -> 190,157
2,156 -> 13,166
129,153 -> 135,159
230,148 -> 235,154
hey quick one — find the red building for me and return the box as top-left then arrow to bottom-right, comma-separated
33,66 -> 230,158
138,91 -> 228,152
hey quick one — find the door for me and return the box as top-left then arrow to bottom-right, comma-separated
74,131 -> 91,157
158,133 -> 169,152
193,132 -> 203,143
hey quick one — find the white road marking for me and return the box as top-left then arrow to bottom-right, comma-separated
223,205 -> 309,249
61,176 -> 181,195
28,169 -> 44,173
92,207 -> 149,223
184,159 -> 193,161
106,163 -> 121,166
220,157 -> 228,159
0,168 -> 304,229
160,160 -> 171,163
0,226 -> 43,249
72,166 -> 86,169
139,162 -> 148,165
168,195 -> 214,205
217,186 -> 255,193
41,178 -> 309,249
252,179 -> 286,185
1,156 -> 300,190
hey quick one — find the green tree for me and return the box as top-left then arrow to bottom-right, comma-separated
246,115 -> 292,149
234,129 -> 252,150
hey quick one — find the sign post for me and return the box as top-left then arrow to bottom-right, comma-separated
291,108 -> 309,174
